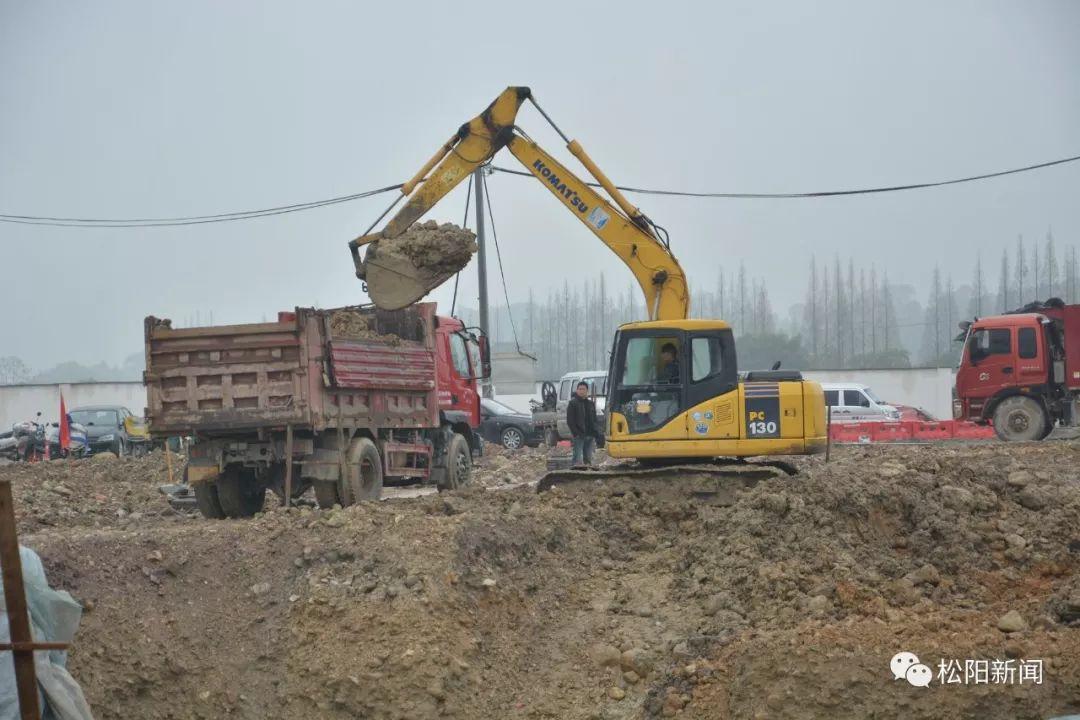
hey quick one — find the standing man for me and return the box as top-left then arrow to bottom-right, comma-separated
566,381 -> 599,466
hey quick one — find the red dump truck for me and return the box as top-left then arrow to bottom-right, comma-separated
954,299 -> 1080,441
144,303 -> 489,518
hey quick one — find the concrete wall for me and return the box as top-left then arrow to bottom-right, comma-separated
0,382 -> 146,429
803,368 -> 955,420
496,369 -> 957,420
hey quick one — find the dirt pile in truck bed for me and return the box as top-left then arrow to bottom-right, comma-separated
15,442 -> 1080,719
328,309 -> 402,345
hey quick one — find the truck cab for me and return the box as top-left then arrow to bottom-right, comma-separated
434,315 -> 489,434
954,301 -> 1078,441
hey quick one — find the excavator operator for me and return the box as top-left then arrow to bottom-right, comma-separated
658,343 -> 680,384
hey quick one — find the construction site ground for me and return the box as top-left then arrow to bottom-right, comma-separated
4,442 -> 1080,720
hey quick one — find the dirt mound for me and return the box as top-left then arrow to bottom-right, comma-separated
3,450 -> 188,534
472,445 -> 548,488
15,443 -> 1080,719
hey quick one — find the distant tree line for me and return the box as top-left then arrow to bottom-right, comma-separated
468,228 -> 1075,380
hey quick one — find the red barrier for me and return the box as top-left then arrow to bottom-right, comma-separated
912,421 -> 954,441
952,422 -> 995,440
870,422 -> 911,442
829,419 -> 997,443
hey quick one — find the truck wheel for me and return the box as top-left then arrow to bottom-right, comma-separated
340,437 -> 383,505
439,434 -> 472,491
217,465 -> 266,518
190,467 -> 227,520
501,426 -> 524,450
992,396 -> 1047,442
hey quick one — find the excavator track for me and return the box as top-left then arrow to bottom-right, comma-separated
536,459 -> 798,500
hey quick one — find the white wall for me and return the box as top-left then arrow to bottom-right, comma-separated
804,368 -> 954,420
0,382 -> 146,428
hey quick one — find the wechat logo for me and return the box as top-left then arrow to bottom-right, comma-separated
891,651 -> 932,687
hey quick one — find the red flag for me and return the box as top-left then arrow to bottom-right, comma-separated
59,393 -> 71,452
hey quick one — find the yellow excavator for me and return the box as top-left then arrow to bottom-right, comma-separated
350,87 -> 827,486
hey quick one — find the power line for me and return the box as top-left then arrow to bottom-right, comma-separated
3,149 -> 1077,229
481,171 -> 535,360
0,184 -> 404,228
490,151 -> 1080,199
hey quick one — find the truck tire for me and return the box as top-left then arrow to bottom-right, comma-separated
439,433 -> 472,491
992,396 -> 1047,442
190,468 -> 226,520
217,465 -> 266,518
340,437 -> 383,505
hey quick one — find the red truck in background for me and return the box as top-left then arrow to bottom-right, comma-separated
144,303 -> 489,519
954,298 -> 1080,441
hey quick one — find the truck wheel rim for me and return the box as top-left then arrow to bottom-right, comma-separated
503,429 -> 522,448
1008,412 -> 1029,433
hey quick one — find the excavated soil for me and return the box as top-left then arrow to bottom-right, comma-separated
328,309 -> 403,345
366,221 -> 476,280
8,443 -> 1080,719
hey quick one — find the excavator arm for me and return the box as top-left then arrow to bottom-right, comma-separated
351,86 -> 690,321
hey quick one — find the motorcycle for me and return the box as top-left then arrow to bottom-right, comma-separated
0,412 -> 89,461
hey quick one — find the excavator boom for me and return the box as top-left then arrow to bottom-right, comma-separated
352,86 -> 689,321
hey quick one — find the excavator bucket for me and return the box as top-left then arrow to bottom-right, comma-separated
362,241 -> 448,310
358,222 -> 478,311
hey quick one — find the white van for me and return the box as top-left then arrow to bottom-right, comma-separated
821,383 -> 901,422
553,370 -> 607,438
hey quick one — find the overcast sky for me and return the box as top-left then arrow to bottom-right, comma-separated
2,0 -> 1077,370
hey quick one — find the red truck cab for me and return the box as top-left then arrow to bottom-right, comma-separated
954,300 -> 1080,440
434,315 -> 488,430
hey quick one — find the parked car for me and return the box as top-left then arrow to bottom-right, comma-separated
820,383 -> 901,422
68,405 -> 150,456
480,398 -> 542,449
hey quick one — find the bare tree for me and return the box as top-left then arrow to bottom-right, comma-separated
971,251 -> 984,317
998,248 -> 1010,312
0,356 -> 31,385
1015,234 -> 1028,304
1045,228 -> 1059,298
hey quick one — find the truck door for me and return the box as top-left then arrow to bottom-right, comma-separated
447,332 -> 480,427
1015,325 -> 1047,385
843,389 -> 874,421
965,326 -> 1015,399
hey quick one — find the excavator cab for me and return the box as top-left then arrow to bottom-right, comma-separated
606,321 -> 740,453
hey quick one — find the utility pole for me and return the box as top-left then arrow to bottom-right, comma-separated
474,167 -> 492,398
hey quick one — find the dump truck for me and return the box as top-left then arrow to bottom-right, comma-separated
954,298 -> 1080,441
144,303 -> 489,518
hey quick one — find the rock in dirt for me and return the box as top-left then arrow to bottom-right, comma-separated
997,610 -> 1029,633
589,643 -> 622,668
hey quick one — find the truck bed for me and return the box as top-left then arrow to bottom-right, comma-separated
144,305 -> 439,437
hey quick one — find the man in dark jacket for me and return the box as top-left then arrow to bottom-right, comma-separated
566,381 -> 599,466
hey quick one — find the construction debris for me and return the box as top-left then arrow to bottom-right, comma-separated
5,442 -> 1080,719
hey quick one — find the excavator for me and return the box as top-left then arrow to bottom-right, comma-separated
349,87 -> 827,489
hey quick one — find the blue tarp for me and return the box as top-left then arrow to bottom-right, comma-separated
1,546 -> 93,720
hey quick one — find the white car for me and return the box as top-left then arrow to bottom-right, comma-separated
820,383 -> 901,422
